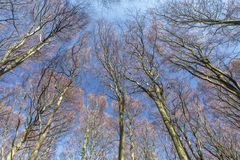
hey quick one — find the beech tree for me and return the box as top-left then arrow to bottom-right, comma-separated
153,0 -> 240,128
112,96 -> 154,160
79,94 -> 115,160
121,15 -> 189,160
1,0 -> 240,160
0,35 -> 87,160
95,21 -> 127,160
170,81 -> 240,159
0,0 -> 88,77
59,93 -> 116,160
124,97 -> 144,160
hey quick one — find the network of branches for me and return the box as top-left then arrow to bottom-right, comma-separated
0,0 -> 239,160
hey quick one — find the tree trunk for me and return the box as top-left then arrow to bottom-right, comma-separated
88,141 -> 96,160
129,127 -> 135,160
6,132 -> 27,160
28,83 -> 71,160
155,99 -> 188,160
81,129 -> 90,160
118,102 -> 125,160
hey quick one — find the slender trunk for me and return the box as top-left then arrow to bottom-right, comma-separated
118,102 -> 125,160
40,137 -> 55,160
128,126 -> 135,160
81,129 -> 90,160
28,83 -> 70,160
144,147 -> 149,160
155,99 -> 188,160
6,132 -> 26,160
88,141 -> 96,160
1,127 -> 7,160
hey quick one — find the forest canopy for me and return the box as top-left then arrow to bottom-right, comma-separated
0,0 -> 239,159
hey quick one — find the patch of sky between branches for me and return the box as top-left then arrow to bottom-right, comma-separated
89,0 -> 160,22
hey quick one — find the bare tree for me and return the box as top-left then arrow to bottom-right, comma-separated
59,93 -> 116,160
79,94 -> 115,160
0,35 -> 87,160
122,15 -> 189,160
95,21 -> 127,160
169,80 -> 240,160
0,0 -> 88,77
124,97 -> 144,160
152,0 -> 240,128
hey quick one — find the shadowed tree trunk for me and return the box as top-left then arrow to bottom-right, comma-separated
118,101 -> 125,160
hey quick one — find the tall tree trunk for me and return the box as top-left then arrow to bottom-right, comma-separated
81,129 -> 90,160
129,126 -> 135,160
154,99 -> 188,160
88,141 -> 96,160
118,102 -> 125,160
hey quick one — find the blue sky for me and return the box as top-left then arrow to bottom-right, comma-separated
90,0 -> 160,22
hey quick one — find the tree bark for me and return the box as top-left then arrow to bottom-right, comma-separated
81,129 -> 90,160
118,102 -> 125,160
155,99 -> 188,160
129,128 -> 135,160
